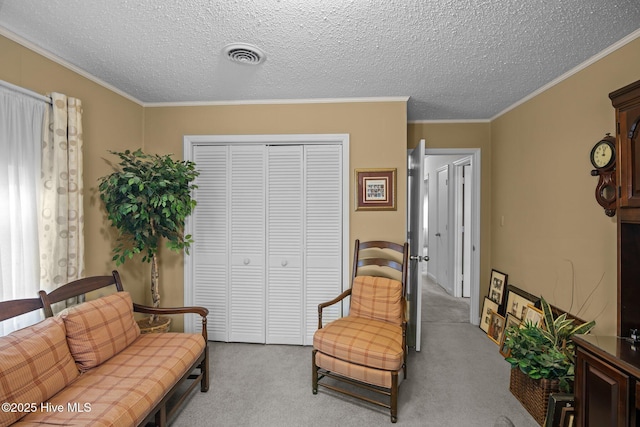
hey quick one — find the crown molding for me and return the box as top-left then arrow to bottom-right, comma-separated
0,26 -> 144,106
491,28 -> 640,121
408,119 -> 491,124
142,96 -> 410,108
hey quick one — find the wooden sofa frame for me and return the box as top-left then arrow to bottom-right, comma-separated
1,271 -> 209,427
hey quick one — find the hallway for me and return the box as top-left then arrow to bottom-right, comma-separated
423,274 -> 470,324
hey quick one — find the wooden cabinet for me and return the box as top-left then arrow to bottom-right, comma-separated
574,80 -> 640,427
611,80 -> 640,209
574,337 -> 632,427
610,80 -> 640,338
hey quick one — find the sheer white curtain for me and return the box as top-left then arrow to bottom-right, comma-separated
40,93 -> 85,293
0,87 -> 46,335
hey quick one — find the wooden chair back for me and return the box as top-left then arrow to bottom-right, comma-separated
349,240 -> 409,324
40,271 -> 124,318
351,240 -> 409,290
0,297 -> 44,322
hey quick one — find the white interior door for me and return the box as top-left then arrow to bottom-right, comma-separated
462,164 -> 472,298
407,140 -> 425,351
453,158 -> 472,299
436,166 -> 450,294
229,145 -> 266,343
190,144 -> 229,342
266,145 -> 303,344
304,145 -> 343,345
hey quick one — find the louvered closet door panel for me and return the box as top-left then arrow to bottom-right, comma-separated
192,145 -> 229,341
304,145 -> 343,345
229,145 -> 266,343
266,146 -> 303,345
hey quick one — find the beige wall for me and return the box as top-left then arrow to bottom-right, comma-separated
143,102 -> 408,329
407,122 -> 493,303
3,29 -> 639,335
490,36 -> 640,335
0,34 -> 147,301
1,34 -> 407,331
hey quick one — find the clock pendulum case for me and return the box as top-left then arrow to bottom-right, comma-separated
590,133 -> 617,216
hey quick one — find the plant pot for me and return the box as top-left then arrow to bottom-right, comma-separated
136,316 -> 171,334
509,368 -> 560,426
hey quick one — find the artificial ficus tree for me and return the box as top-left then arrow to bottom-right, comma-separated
98,149 -> 199,322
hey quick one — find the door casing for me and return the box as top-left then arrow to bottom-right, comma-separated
409,147 -> 481,325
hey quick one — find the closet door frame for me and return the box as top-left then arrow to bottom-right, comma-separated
183,134 -> 350,335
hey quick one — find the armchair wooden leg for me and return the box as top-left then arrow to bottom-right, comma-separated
403,350 -> 408,379
390,372 -> 398,423
201,347 -> 210,392
312,349 -> 319,394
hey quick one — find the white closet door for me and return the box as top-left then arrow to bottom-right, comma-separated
266,145 -> 303,344
229,145 -> 266,343
191,145 -> 229,341
189,138 -> 344,346
304,145 -> 343,345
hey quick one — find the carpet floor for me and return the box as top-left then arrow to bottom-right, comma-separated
170,277 -> 539,427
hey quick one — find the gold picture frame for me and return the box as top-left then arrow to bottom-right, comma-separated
355,168 -> 397,211
522,304 -> 544,327
487,310 -> 505,345
480,297 -> 499,333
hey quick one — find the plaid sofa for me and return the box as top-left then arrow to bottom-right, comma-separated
0,283 -> 208,427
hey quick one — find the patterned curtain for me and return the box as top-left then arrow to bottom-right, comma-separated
39,93 -> 85,294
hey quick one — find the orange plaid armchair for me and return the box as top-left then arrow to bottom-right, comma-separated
312,239 -> 409,423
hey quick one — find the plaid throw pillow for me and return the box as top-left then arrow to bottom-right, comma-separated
349,275 -> 403,325
0,316 -> 79,425
60,291 -> 140,371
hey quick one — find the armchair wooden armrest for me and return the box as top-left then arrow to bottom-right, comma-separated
133,303 -> 209,341
317,288 -> 351,329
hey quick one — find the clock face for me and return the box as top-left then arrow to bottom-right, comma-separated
591,140 -> 615,169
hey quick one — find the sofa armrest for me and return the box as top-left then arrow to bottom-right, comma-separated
133,304 -> 209,342
133,303 -> 208,317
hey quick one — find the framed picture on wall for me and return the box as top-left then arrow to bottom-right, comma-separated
355,168 -> 397,211
488,269 -> 508,311
480,297 -> 499,333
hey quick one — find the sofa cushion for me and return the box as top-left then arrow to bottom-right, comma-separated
315,351 -> 394,388
313,315 -> 404,371
15,333 -> 206,427
60,291 -> 140,372
350,275 -> 404,325
0,316 -> 79,426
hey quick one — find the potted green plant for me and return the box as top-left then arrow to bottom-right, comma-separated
503,297 -> 595,424
98,149 -> 199,330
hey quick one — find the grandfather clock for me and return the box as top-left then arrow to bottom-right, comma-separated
574,80 -> 640,427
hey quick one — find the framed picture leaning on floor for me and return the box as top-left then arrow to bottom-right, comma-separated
480,297 -> 499,333
488,269 -> 508,313
487,310 -> 505,345
505,285 -> 539,320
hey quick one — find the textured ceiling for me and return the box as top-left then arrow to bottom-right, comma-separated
0,0 -> 639,121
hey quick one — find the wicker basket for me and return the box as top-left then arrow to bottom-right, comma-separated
136,316 -> 171,334
509,368 -> 560,426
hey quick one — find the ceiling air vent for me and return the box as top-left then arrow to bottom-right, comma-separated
223,43 -> 266,65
